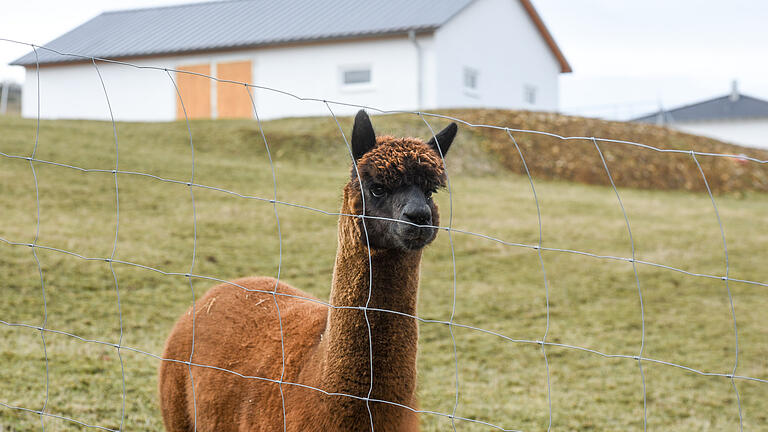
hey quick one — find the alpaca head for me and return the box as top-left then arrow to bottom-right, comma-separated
346,110 -> 457,251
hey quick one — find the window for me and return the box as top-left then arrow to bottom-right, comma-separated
463,67 -> 478,90
524,85 -> 537,105
342,68 -> 371,86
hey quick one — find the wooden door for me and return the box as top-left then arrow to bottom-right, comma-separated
216,60 -> 253,119
176,64 -> 211,120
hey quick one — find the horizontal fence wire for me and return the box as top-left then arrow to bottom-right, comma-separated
1,36 -> 767,164
0,37 -> 766,431
0,152 -> 765,290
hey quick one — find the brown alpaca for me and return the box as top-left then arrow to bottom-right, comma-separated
158,110 -> 457,431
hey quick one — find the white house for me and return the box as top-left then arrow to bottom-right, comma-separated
11,0 -> 571,122
633,82 -> 768,150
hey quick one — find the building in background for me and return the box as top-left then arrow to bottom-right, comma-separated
633,82 -> 768,150
10,0 -> 570,122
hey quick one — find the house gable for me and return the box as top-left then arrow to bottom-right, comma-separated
432,0 -> 565,111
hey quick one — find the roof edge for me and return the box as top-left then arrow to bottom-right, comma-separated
632,93 -> 768,122
518,0 -> 572,73
10,29 -> 438,67
434,0 -> 479,28
9,11 -> 105,66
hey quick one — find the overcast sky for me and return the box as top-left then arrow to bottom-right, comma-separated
534,0 -> 768,118
2,0 -> 766,119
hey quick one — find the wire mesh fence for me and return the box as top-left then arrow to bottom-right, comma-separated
0,38 -> 766,431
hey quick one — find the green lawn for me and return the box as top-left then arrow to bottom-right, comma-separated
0,113 -> 766,431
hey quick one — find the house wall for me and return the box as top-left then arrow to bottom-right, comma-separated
673,119 -> 768,150
252,36 -> 425,119
22,59 -> 176,121
433,0 -> 561,111
21,37 -> 425,122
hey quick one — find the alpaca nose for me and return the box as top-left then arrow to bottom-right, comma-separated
403,205 -> 431,226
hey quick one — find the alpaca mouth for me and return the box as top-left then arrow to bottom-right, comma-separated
399,225 -> 437,250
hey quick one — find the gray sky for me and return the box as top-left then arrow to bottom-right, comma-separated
535,0 -> 768,118
2,0 -> 767,119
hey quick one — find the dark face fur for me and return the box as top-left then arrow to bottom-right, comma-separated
349,110 -> 457,251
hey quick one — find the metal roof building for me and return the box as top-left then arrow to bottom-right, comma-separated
12,0 -> 570,72
633,90 -> 768,124
632,82 -> 768,150
12,0 -> 571,121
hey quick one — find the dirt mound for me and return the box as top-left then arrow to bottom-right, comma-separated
446,109 -> 768,193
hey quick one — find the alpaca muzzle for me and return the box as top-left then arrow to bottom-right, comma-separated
397,216 -> 436,250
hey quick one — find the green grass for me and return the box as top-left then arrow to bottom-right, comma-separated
1,112 -> 766,431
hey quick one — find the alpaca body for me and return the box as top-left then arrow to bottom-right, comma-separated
159,111 -> 456,431
159,245 -> 422,431
159,277 -> 329,431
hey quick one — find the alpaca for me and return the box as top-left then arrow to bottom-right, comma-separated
158,110 -> 457,431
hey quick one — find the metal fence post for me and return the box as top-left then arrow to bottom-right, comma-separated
0,81 -> 9,115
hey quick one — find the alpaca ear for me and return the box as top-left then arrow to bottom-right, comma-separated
426,123 -> 457,157
351,110 -> 376,160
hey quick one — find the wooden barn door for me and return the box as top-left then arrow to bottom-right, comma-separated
176,64 -> 211,120
216,60 -> 253,119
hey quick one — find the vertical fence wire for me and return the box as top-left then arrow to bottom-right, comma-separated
691,152 -> 744,431
90,57 -> 127,431
419,114 -> 461,431
507,130 -> 554,431
326,102 -> 376,431
246,84 -> 288,432
591,138 -> 648,431
28,44 -> 51,432
166,69 -> 199,432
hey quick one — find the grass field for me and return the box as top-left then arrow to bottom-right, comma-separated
1,112 -> 767,431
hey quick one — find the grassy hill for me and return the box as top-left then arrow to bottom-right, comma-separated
257,109 -> 768,193
1,111 -> 766,431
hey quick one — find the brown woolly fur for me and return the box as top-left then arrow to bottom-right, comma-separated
356,136 -> 446,190
159,112 -> 456,431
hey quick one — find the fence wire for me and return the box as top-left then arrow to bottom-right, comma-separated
0,38 -> 766,432
91,56 -> 126,432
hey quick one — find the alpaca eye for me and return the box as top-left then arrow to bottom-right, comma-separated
370,185 -> 387,198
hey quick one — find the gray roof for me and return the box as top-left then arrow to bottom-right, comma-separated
633,93 -> 768,123
12,0 -> 474,66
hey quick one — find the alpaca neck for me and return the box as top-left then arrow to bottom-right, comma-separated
321,192 -> 421,423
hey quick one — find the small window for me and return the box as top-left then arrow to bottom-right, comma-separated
342,68 -> 371,85
463,67 -> 479,90
524,85 -> 537,104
